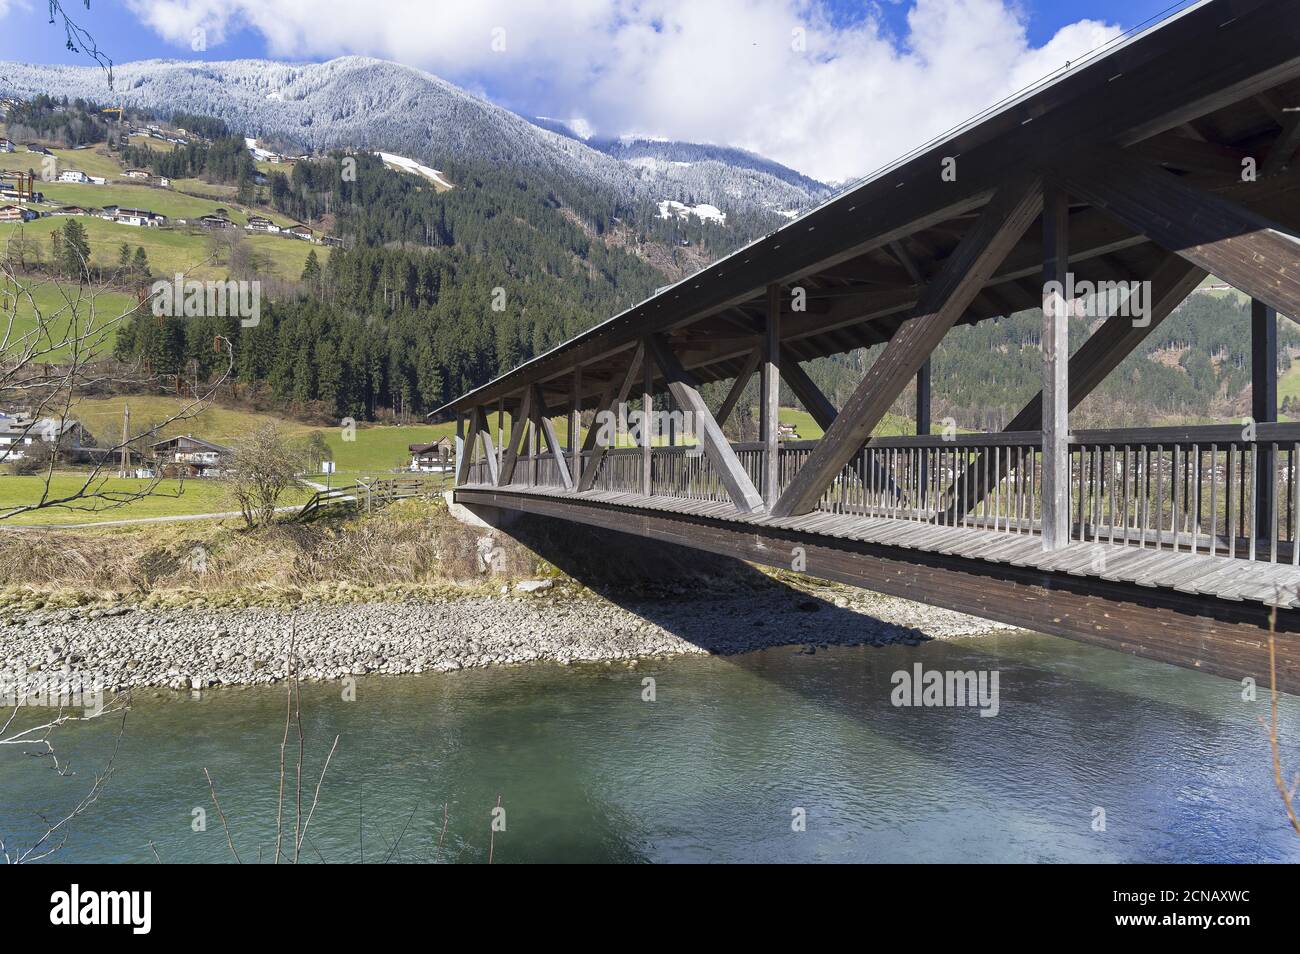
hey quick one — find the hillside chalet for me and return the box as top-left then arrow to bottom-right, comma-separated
409,438 -> 453,472
150,435 -> 232,478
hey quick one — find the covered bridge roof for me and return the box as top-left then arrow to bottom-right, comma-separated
437,0 -> 1300,418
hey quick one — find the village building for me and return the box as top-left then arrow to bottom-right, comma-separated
150,435 -> 232,478
283,224 -> 314,241
245,215 -> 281,234
0,138 -> 14,153
0,413 -> 82,461
409,438 -> 453,472
0,204 -> 37,222
197,213 -> 235,229
57,169 -> 92,184
112,207 -> 166,227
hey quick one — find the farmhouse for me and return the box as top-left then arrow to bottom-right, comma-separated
0,413 -> 81,461
409,438 -> 453,472
113,207 -> 166,227
57,169 -> 91,184
197,213 -> 235,229
150,435 -> 232,478
245,215 -> 280,234
0,138 -> 14,153
283,224 -> 314,241
0,204 -> 36,222
123,169 -> 150,180
47,205 -> 94,217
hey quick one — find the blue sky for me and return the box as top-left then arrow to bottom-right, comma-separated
0,0 -> 1202,181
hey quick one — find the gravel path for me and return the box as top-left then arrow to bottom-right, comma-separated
0,584 -> 1015,692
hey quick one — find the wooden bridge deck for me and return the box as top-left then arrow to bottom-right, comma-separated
462,481 -> 1300,609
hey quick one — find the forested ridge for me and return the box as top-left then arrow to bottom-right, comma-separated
109,128 -> 1287,429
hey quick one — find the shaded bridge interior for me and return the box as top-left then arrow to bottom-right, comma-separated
442,0 -> 1300,693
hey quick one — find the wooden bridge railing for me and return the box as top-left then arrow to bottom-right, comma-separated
462,422 -> 1300,564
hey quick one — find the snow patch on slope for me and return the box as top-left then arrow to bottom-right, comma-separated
658,200 -> 726,224
375,151 -> 454,189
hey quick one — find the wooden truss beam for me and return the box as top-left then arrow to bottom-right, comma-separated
947,254 -> 1207,519
533,384 -> 574,491
474,405 -> 500,486
577,343 -> 645,493
1059,149 -> 1300,319
645,334 -> 765,513
498,385 -> 534,486
716,347 -> 762,427
772,177 -> 1044,518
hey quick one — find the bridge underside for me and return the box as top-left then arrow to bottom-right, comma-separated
459,485 -> 1300,694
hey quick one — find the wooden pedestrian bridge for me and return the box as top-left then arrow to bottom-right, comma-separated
440,0 -> 1300,692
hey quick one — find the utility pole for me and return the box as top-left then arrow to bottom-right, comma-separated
120,403 -> 130,476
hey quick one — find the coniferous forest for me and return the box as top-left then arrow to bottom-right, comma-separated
112,143 -> 1291,428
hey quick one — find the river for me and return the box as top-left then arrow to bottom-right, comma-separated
4,629 -> 1299,863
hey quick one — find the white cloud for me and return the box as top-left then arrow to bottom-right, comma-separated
121,0 -> 1122,183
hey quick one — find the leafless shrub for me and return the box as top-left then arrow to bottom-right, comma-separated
228,423 -> 307,528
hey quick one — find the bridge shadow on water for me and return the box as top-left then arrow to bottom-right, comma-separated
496,512 -> 1300,861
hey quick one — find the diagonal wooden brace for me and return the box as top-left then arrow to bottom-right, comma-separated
773,176 -> 1044,518
645,334 -> 765,513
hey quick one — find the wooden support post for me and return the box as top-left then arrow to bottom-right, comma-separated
498,387 -> 533,486
535,385 -> 574,491
527,392 -> 539,487
946,255 -> 1205,519
1253,297 -> 1278,551
761,284 -> 781,507
455,413 -> 469,485
474,406 -> 500,486
916,357 -> 931,507
642,341 -> 654,496
496,397 -> 505,472
1041,185 -> 1071,551
577,345 -> 644,493
645,334 -> 765,513
570,365 -> 582,487
772,177 -> 1043,518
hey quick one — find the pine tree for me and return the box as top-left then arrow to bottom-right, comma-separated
301,249 -> 320,283
59,219 -> 91,279
132,246 -> 151,281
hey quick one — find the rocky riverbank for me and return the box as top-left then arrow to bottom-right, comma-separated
0,583 -> 1016,692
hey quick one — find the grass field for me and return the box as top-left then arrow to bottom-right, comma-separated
0,472 -> 313,526
36,180 -> 302,229
0,216 -> 327,282
0,279 -> 140,360
0,144 -> 123,181
71,396 -> 446,476
128,135 -> 177,154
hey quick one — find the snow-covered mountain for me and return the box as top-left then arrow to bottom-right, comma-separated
0,56 -> 827,217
